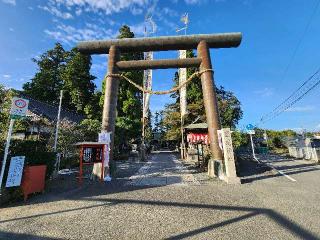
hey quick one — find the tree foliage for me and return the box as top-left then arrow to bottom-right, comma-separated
23,43 -> 98,116
23,43 -> 66,105
162,50 -> 243,141
0,85 -> 14,141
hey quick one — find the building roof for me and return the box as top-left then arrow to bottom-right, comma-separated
17,92 -> 84,123
184,123 -> 208,129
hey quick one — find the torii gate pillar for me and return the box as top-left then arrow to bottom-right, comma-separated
101,45 -> 120,162
197,41 -> 223,176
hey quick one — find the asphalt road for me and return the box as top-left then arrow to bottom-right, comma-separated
0,152 -> 319,240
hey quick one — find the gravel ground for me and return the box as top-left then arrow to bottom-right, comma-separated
0,152 -> 319,240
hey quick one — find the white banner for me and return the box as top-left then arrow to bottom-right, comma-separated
143,52 -> 153,118
179,50 -> 187,119
98,131 -> 111,167
6,156 -> 25,187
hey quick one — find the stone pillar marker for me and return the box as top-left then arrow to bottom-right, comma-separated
221,128 -> 241,184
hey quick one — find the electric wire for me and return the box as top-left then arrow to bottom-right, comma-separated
259,68 -> 320,125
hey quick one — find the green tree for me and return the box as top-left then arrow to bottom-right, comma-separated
61,48 -> 96,113
0,85 -> 13,141
23,43 -> 98,117
23,43 -> 66,105
162,50 -> 243,141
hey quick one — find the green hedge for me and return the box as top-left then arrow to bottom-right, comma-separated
1,140 -> 56,181
0,140 -> 55,204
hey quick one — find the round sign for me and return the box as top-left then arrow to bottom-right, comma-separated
14,99 -> 27,109
246,124 -> 255,130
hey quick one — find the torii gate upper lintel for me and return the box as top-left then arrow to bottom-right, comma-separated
77,32 -> 242,176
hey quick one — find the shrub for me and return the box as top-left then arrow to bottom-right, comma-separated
2,140 -> 56,180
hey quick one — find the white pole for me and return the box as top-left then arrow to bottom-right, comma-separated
250,133 -> 257,160
264,129 -> 269,148
0,119 -> 15,192
53,90 -> 63,152
53,90 -> 63,174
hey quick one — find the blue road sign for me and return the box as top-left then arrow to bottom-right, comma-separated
246,124 -> 255,131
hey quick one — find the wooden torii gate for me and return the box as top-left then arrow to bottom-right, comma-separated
77,33 -> 242,176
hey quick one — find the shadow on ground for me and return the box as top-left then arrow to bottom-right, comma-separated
237,154 -> 320,184
0,197 -> 319,240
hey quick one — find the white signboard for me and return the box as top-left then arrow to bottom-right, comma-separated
10,97 -> 29,119
179,50 -> 187,118
247,130 -> 255,135
98,131 -> 111,144
5,156 -> 25,187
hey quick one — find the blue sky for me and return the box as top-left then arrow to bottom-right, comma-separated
1,0 -> 320,132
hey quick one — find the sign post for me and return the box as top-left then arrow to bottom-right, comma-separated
246,124 -> 258,162
0,97 -> 29,192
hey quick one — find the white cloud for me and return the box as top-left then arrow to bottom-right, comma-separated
3,74 -> 11,78
184,0 -> 201,4
129,22 -> 146,36
2,0 -> 16,6
131,7 -> 143,15
185,0 -> 223,4
75,8 -> 82,15
152,6 -> 178,31
162,7 -> 178,17
91,62 -> 106,71
285,106 -> 315,112
47,0 -> 149,15
44,23 -> 117,45
254,88 -> 274,97
38,5 -> 73,19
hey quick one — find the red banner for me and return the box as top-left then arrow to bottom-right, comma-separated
187,133 -> 209,145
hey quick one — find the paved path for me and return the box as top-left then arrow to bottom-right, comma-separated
126,152 -> 201,186
258,153 -> 320,183
0,152 -> 319,240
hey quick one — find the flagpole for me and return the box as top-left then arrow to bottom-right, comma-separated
141,15 -> 155,161
177,13 -> 189,160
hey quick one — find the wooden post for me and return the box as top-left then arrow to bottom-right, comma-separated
79,146 -> 83,185
102,45 -> 120,165
197,40 -> 223,177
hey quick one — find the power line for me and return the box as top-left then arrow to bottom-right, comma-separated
259,68 -> 320,125
258,1 -> 320,127
263,0 -> 320,122
278,0 -> 320,85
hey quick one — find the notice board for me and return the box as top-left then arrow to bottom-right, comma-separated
6,156 -> 25,187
